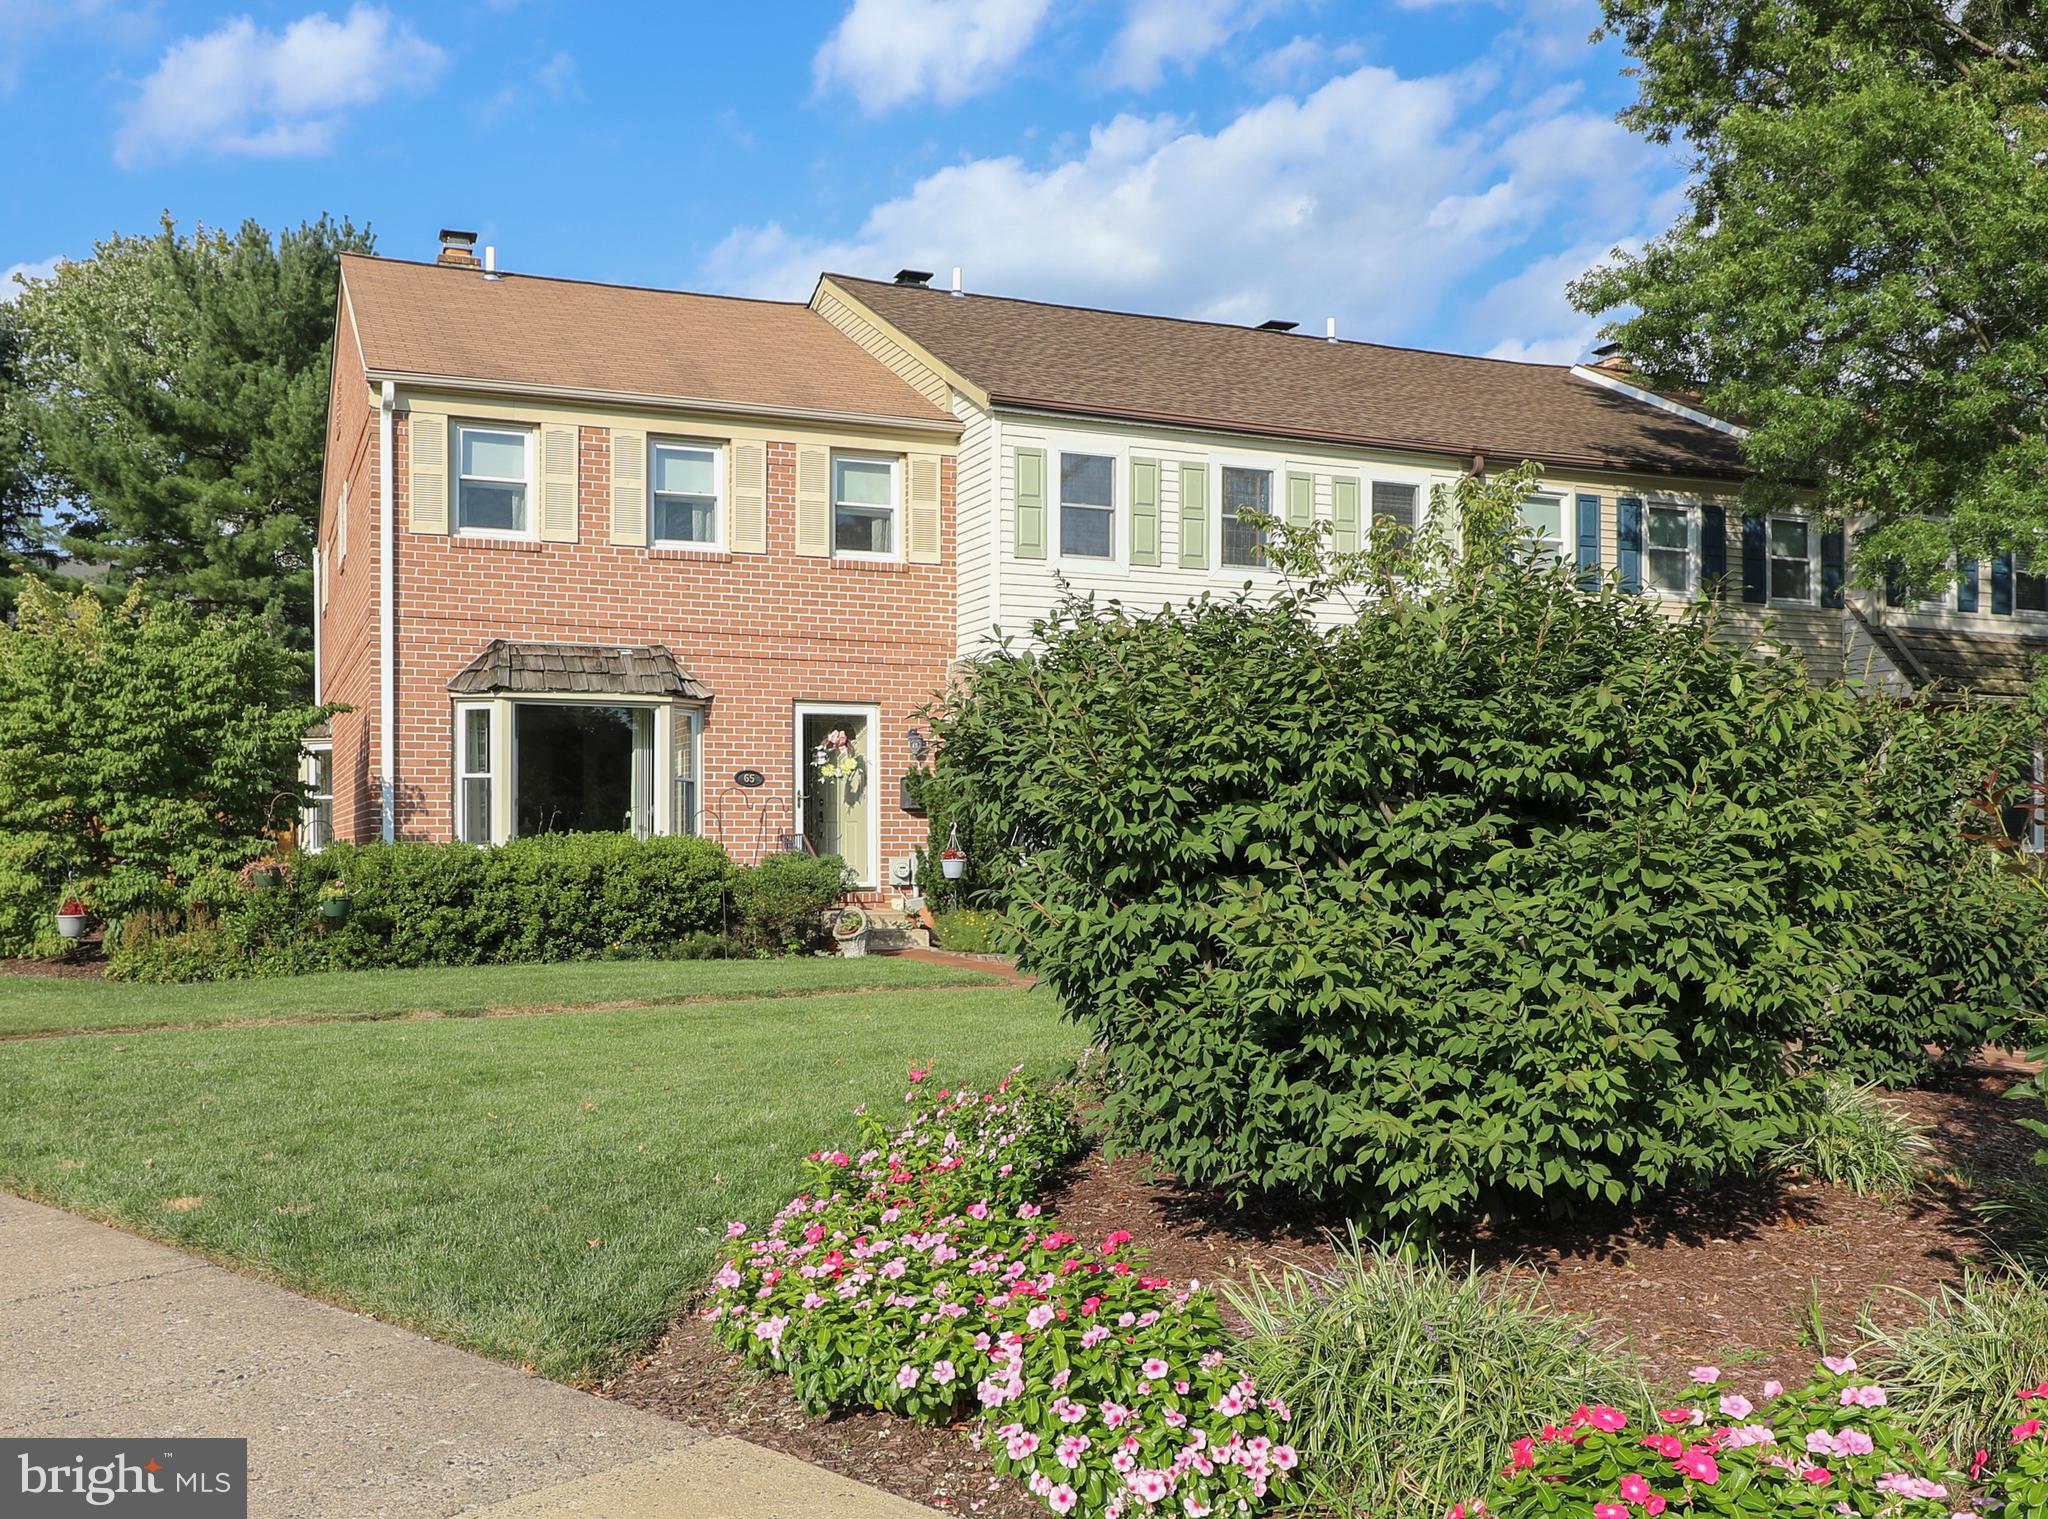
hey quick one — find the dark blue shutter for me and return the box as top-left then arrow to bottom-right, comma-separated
1741,515 -> 1767,603
1701,504 -> 1727,596
1823,529 -> 1846,609
1995,553 -> 2015,615
1575,493 -> 1601,590
1616,497 -> 1643,593
1957,561 -> 1980,613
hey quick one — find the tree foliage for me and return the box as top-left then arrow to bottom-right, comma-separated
10,215 -> 371,642
929,473 -> 2048,1226
0,582 -> 329,954
1575,0 -> 2048,587
0,299 -> 56,617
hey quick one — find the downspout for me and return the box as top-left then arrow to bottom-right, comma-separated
378,380 -> 397,843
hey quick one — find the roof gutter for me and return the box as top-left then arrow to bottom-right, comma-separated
988,398 -> 1753,484
360,369 -> 961,436
378,379 -> 396,844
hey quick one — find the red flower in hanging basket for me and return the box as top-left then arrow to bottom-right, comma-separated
58,898 -> 88,917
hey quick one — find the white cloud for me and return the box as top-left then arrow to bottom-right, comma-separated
480,48 -> 581,123
1,254 -> 62,303
813,0 -> 1052,113
114,6 -> 444,167
1248,34 -> 1363,91
1106,0 -> 1272,90
705,60 -> 1677,357
0,0 -> 151,94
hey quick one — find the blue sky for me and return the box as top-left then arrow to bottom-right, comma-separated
0,0 -> 1687,363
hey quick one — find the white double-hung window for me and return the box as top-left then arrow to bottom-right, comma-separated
1059,452 -> 1115,559
1517,495 -> 1567,565
1646,503 -> 1695,595
1220,466 -> 1273,568
1769,515 -> 1816,602
651,441 -> 721,547
833,454 -> 899,559
455,424 -> 532,534
457,705 -> 494,844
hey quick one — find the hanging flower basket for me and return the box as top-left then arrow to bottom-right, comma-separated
250,863 -> 285,890
318,879 -> 352,921
55,898 -> 91,940
940,849 -> 967,881
831,906 -> 869,957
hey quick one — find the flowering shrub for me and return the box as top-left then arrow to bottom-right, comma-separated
1478,1359 -> 1969,1518
704,1071 -> 1300,1517
1989,1382 -> 2048,1518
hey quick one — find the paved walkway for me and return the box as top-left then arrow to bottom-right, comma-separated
0,1193 -> 932,1518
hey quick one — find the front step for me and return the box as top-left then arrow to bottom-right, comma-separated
860,908 -> 930,952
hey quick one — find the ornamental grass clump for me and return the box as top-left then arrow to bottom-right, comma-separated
1771,1078 -> 1932,1201
1477,1359 -> 1964,1518
1224,1235 -> 1649,1518
1862,1267 -> 2048,1467
705,1071 -> 1300,1518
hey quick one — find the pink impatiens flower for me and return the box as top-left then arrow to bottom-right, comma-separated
1689,1367 -> 1721,1385
1718,1395 -> 1753,1419
1047,1484 -> 1077,1514
1618,1474 -> 1651,1503
1674,1447 -> 1719,1484
930,1360 -> 955,1385
895,1364 -> 919,1390
1762,1380 -> 1784,1400
1821,1355 -> 1858,1375
1840,1384 -> 1888,1408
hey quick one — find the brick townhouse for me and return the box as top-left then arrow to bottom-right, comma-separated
316,237 -> 2048,882
313,233 -> 958,894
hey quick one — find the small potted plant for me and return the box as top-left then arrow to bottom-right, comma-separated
318,877 -> 351,922
830,906 -> 869,957
939,821 -> 967,881
55,897 -> 91,940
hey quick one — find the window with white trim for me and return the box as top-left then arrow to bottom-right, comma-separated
457,705 -> 493,844
455,424 -> 532,534
832,454 -> 899,559
1769,516 -> 1815,602
1220,466 -> 1272,568
1518,494 -> 1567,565
1371,481 -> 1418,541
1059,452 -> 1115,559
301,745 -> 333,851
673,708 -> 703,837
651,440 -> 720,547
1646,503 -> 1695,595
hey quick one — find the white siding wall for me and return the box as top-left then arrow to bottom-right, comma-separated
981,411 -> 1463,650
953,387 -> 998,653
812,286 -> 951,409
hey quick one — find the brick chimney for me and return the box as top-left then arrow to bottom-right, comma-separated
436,228 -> 481,268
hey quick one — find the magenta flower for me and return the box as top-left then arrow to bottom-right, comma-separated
1674,1447 -> 1719,1484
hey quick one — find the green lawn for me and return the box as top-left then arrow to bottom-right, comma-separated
0,982 -> 1080,1380
0,955 -> 1004,1038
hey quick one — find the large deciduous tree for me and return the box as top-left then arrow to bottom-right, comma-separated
0,299 -> 57,616
12,214 -> 371,643
1574,0 -> 2048,587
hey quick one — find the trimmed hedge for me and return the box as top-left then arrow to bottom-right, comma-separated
107,835 -> 848,982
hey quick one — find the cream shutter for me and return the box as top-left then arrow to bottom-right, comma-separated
794,445 -> 830,557
731,441 -> 767,553
540,424 -> 579,542
407,410 -> 448,533
610,429 -> 647,546
906,453 -> 942,564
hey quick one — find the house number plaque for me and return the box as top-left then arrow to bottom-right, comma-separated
732,769 -> 767,788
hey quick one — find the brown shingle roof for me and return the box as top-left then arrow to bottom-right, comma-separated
447,640 -> 712,700
1859,623 -> 2048,700
827,275 -> 1749,480
341,256 -> 953,429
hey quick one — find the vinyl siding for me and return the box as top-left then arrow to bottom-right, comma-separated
812,284 -> 953,410
953,388 -> 998,653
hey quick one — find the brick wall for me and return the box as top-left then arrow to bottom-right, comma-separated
327,405 -> 955,889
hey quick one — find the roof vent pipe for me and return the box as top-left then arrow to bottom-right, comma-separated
1325,317 -> 1338,344
951,266 -> 963,297
482,245 -> 501,280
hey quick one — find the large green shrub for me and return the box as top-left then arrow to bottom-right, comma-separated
1820,691 -> 2048,1084
107,833 -> 740,980
929,467 -> 1967,1227
729,850 -> 846,952
0,582 -> 327,954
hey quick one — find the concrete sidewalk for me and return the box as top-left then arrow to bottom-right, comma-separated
0,1192 -> 932,1518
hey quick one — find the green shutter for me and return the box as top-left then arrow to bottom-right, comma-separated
1130,457 -> 1161,566
1331,476 -> 1361,554
1014,447 -> 1047,560
1179,463 -> 1209,568
1285,471 -> 1314,530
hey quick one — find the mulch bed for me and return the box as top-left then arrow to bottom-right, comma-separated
0,954 -> 104,979
604,1053 -> 2040,1513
